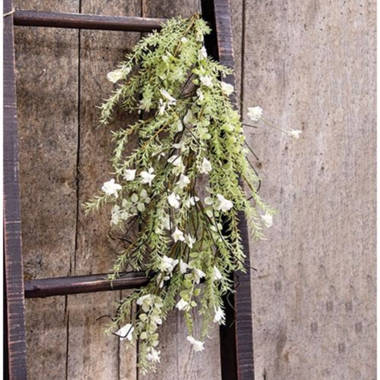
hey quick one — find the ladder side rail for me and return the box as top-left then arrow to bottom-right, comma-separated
4,0 -> 28,378
201,1 -> 255,379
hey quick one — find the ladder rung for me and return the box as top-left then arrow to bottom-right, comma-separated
14,10 -> 166,32
25,271 -> 149,298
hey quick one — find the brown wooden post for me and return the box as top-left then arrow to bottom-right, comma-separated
201,0 -> 255,379
4,0 -> 28,378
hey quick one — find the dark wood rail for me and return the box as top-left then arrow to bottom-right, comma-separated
25,271 -> 149,298
14,10 -> 166,32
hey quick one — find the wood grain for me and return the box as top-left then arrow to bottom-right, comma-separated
14,1 -> 79,379
240,1 -> 376,379
4,0 -> 27,378
66,1 -> 141,379
14,10 -> 166,32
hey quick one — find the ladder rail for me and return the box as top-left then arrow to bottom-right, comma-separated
4,1 -> 28,379
25,271 -> 149,298
202,1 -> 255,379
14,10 -> 166,32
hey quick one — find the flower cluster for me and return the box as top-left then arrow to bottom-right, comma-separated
85,15 -> 275,373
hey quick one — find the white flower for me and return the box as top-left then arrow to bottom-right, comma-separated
193,267 -> 206,284
181,37 -> 188,43
197,88 -> 204,101
136,294 -> 153,306
107,68 -> 127,83
199,46 -> 207,60
168,192 -> 181,209
212,266 -> 223,281
184,196 -> 199,208
171,227 -> 185,242
185,234 -> 196,249
115,323 -> 134,341
261,212 -> 273,228
213,307 -> 225,324
221,81 -> 234,96
102,179 -> 122,197
247,106 -> 263,122
204,196 -> 213,205
187,336 -> 205,352
200,75 -> 213,87
176,174 -> 190,189
160,89 -> 176,105
200,157 -> 212,174
179,260 -> 190,274
140,168 -> 155,186
287,129 -> 302,139
123,169 -> 136,181
151,315 -> 163,325
168,155 -> 183,167
215,194 -> 233,212
159,255 -> 179,274
173,140 -> 185,150
176,298 -> 189,311
146,348 -> 160,363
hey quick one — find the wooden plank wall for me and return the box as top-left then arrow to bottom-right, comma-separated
14,0 -> 220,379
14,0 -> 375,379
232,0 -> 376,379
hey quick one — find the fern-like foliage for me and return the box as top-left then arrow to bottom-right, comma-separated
85,14 -> 274,373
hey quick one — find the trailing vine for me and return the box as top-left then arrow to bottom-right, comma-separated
85,14 -> 281,373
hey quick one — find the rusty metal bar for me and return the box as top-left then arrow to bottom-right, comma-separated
25,271 -> 149,298
14,10 -> 166,32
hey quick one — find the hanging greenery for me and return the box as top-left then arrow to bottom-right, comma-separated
85,14 -> 280,373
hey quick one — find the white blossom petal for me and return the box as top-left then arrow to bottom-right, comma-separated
287,129 -> 302,139
140,168 -> 155,186
185,234 -> 196,249
215,194 -> 233,212
200,158 -> 212,174
200,75 -> 213,87
187,336 -> 205,352
261,213 -> 273,228
160,89 -> 176,105
107,68 -> 127,83
176,174 -> 190,189
176,298 -> 189,311
102,179 -> 122,197
221,81 -> 234,96
171,227 -> 185,242
212,266 -> 223,281
247,106 -> 263,122
123,169 -> 136,181
168,192 -> 181,209
115,323 -> 134,341
159,255 -> 179,274
179,260 -> 190,274
146,348 -> 160,363
213,307 -> 225,324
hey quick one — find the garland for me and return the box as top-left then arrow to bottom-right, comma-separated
85,14 -> 278,373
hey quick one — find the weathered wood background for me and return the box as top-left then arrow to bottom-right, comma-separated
14,0 -> 376,379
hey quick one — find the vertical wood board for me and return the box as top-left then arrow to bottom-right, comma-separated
240,0 -> 376,378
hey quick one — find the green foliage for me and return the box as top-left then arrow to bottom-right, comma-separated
85,14 -> 273,373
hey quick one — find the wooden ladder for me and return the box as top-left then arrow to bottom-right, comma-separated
3,0 -> 254,378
